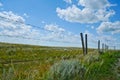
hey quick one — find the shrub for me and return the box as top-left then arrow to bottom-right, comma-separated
45,59 -> 86,80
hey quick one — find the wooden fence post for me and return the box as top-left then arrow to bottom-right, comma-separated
85,34 -> 87,54
102,43 -> 104,53
98,40 -> 101,54
80,33 -> 85,55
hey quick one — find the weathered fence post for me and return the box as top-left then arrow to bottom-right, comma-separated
80,33 -> 85,55
85,34 -> 87,54
98,40 -> 101,54
102,43 -> 104,53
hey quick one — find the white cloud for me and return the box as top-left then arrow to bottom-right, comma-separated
64,0 -> 72,4
97,21 -> 120,34
56,5 -> 97,23
43,24 -> 80,43
56,0 -> 115,23
0,11 -> 25,23
78,0 -> 111,10
83,30 -> 117,48
0,11 -> 39,38
95,9 -> 115,21
44,24 -> 65,32
0,11 -> 80,44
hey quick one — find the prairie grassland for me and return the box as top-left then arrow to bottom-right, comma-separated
0,42 -> 119,80
0,42 -> 84,79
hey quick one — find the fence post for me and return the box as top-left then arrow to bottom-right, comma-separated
80,33 -> 85,55
85,34 -> 87,54
98,40 -> 101,54
102,43 -> 104,53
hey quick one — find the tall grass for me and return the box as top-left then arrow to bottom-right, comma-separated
44,59 -> 86,80
84,51 -> 119,80
0,43 -> 120,80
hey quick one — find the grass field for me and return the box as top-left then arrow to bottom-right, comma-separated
0,42 -> 120,80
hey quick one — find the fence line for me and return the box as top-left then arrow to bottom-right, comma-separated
80,32 -> 119,55
85,34 -> 88,54
80,33 -> 85,55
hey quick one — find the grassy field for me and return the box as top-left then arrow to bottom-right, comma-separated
0,42 -> 120,80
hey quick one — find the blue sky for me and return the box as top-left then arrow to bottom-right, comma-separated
0,0 -> 120,49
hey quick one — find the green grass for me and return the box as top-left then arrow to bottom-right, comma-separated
0,42 -> 83,62
84,51 -> 119,80
0,42 -> 120,80
0,42 -> 84,79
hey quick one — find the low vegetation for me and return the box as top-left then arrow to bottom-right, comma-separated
0,42 -> 120,80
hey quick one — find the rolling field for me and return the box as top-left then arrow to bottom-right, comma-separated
0,42 -> 120,80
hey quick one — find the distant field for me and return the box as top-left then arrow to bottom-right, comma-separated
0,42 -> 85,79
0,42 -> 120,80
0,42 -> 85,63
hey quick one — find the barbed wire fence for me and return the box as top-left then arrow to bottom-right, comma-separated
0,32 -> 119,50
0,15 -> 120,53
80,32 -> 120,55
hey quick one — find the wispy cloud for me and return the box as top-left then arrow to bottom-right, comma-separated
0,11 -> 39,38
97,21 -> 120,34
44,24 -> 65,32
42,24 -> 80,43
0,11 -> 25,23
0,11 -> 80,44
56,0 -> 115,23
84,30 -> 116,47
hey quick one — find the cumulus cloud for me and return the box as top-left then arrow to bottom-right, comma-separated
97,21 -> 120,34
56,0 -> 115,23
56,5 -> 97,23
0,11 -> 39,38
